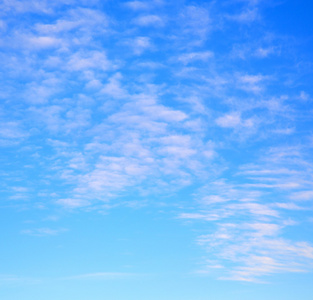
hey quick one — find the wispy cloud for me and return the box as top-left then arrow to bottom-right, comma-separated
215,112 -> 255,129
21,228 -> 68,237
1,0 -> 312,287
180,143 -> 313,281
178,51 -> 214,64
64,272 -> 134,280
227,8 -> 260,23
134,15 -> 164,27
124,1 -> 152,11
127,36 -> 153,55
290,190 -> 313,201
0,274 -> 41,285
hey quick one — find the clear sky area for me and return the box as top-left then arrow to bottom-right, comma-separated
1,0 -> 313,299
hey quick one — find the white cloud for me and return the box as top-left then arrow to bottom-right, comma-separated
273,202 -> 305,210
0,274 -> 40,285
67,51 -> 111,71
178,51 -> 214,64
28,36 -> 63,49
298,91 -> 309,101
56,198 -> 90,208
124,1 -> 151,10
0,0 -> 55,14
238,167 -> 298,176
64,107 -> 91,133
0,121 -> 27,140
216,112 -> 241,128
231,43 -> 278,60
36,8 -> 108,34
215,112 -> 254,129
29,105 -> 64,132
228,8 -> 259,23
201,195 -> 229,204
0,20 -> 6,31
182,6 -> 211,35
134,15 -> 164,27
181,141 -> 313,281
131,36 -> 152,55
176,5 -> 211,45
246,223 -> 281,236
255,47 -> 276,58
21,228 -> 67,236
229,201 -> 279,217
141,103 -> 187,122
100,73 -> 128,98
24,77 -> 62,104
290,191 -> 313,201
179,212 -> 228,222
64,272 -> 133,280
243,182 -> 300,189
1,0 -> 313,286
197,224 -> 313,281
237,73 -> 267,93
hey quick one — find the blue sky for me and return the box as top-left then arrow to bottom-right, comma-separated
1,0 -> 313,299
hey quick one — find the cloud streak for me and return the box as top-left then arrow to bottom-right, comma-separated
1,0 -> 313,285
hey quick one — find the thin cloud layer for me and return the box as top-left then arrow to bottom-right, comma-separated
1,0 -> 313,288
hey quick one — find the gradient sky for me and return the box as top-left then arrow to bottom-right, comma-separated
1,0 -> 313,299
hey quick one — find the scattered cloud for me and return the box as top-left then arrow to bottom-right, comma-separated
64,272 -> 134,280
215,112 -> 255,129
129,36 -> 153,55
179,5 -> 211,43
56,198 -> 90,208
228,8 -> 260,23
66,51 -> 112,72
1,0 -> 312,286
21,228 -> 67,237
178,51 -> 214,64
0,274 -> 40,285
290,191 -> 313,201
124,1 -> 151,11
134,15 -> 164,27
